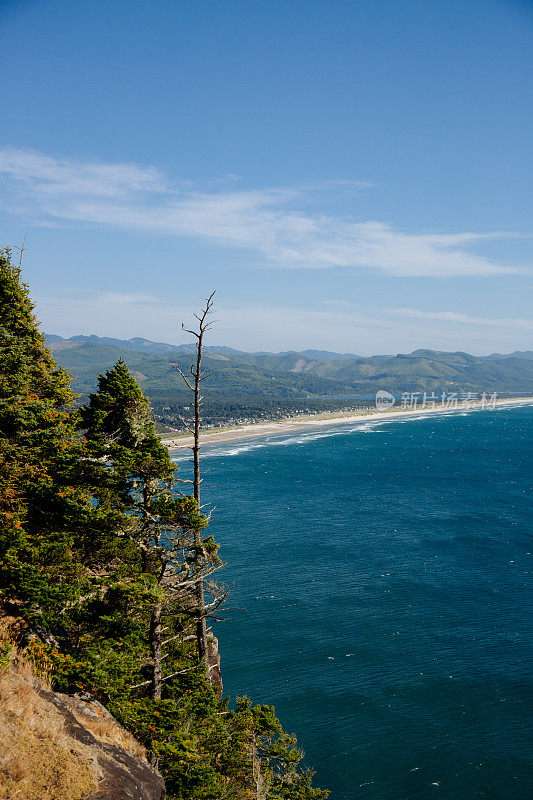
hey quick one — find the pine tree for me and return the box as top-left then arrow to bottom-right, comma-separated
0,250 -> 134,651
0,254 -> 329,800
80,360 -> 223,699
79,358 -> 155,450
0,247 -> 72,520
0,248 -> 92,637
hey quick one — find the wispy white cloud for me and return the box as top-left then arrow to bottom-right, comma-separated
101,292 -> 160,305
0,147 -> 525,278
33,290 -> 533,355
393,308 -> 533,330
0,147 -> 168,198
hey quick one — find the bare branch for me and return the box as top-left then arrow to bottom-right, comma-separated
172,290 -> 225,677
129,679 -> 152,690
162,633 -> 197,647
181,324 -> 200,339
162,666 -> 197,681
170,364 -> 194,391
177,414 -> 194,433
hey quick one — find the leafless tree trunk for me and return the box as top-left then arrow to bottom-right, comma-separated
149,601 -> 163,699
172,291 -> 215,664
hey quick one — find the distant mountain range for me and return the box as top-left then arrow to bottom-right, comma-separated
46,333 -> 533,364
45,334 -> 363,361
484,350 -> 533,361
46,335 -> 533,404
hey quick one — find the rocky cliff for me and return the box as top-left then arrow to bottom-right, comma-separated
0,658 -> 165,800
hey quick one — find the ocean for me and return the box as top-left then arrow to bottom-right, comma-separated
172,404 -> 533,800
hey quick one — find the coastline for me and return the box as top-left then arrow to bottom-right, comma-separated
161,396 -> 533,451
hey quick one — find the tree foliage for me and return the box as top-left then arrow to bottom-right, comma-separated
0,246 -> 93,633
0,250 -> 328,800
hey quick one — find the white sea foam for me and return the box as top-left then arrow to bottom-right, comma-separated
171,440 -> 268,461
169,401 -> 533,461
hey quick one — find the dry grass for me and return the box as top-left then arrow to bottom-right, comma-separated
0,656 -> 99,800
0,622 -> 149,799
63,697 -> 146,760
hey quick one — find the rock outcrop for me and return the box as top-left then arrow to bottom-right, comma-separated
44,689 -> 166,800
207,633 -> 222,692
0,659 -> 165,800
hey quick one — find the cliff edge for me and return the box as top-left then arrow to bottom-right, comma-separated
0,656 -> 165,800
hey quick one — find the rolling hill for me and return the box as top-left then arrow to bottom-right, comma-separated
46,334 -> 533,427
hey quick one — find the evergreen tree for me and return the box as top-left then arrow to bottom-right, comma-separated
80,360 -> 223,698
0,247 -> 72,529
77,363 -> 328,800
0,247 -> 102,637
0,253 -> 329,800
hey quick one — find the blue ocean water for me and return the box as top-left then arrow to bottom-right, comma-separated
174,405 -> 533,800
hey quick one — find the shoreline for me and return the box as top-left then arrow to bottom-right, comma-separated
161,396 -> 533,451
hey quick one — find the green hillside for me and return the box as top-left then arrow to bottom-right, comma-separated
47,340 -> 355,398
47,335 -> 533,428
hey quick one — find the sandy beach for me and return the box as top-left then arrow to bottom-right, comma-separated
161,396 -> 533,451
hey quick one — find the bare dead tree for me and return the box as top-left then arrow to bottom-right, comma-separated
79,336 -> 224,699
123,496 -> 226,698
122,448 -> 226,698
171,291 -> 216,664
9,235 -> 27,271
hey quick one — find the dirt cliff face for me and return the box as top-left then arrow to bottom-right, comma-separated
44,689 -> 166,800
0,661 -> 165,800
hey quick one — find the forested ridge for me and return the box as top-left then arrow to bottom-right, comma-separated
47,333 -> 533,430
48,333 -> 533,399
0,248 -> 328,800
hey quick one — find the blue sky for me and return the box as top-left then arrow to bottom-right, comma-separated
1,0 -> 532,354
